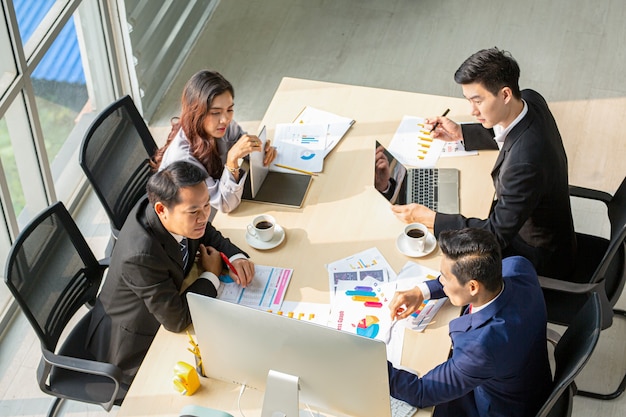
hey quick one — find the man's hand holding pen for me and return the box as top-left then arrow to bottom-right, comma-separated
425,109 -> 464,143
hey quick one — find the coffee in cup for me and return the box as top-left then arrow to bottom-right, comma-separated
247,214 -> 276,242
404,223 -> 428,252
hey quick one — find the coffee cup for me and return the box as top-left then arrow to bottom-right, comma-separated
404,223 -> 428,252
247,214 -> 276,242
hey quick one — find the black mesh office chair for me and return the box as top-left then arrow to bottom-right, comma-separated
535,293 -> 602,417
539,176 -> 626,400
79,95 -> 157,251
4,202 -> 126,417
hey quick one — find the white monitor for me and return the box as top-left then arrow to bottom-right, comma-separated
187,293 -> 393,417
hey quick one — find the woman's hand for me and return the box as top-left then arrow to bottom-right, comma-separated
226,134 -> 263,167
263,140 -> 277,166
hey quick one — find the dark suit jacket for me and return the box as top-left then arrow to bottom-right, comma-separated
85,196 -> 247,383
435,89 -> 576,279
388,256 -> 552,417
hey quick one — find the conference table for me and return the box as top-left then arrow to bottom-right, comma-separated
117,77 -> 498,417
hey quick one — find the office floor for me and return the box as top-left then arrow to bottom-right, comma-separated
2,0 -> 626,415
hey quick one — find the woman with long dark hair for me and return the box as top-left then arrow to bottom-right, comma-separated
152,70 -> 276,215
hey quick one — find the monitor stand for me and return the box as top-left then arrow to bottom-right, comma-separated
261,370 -> 300,417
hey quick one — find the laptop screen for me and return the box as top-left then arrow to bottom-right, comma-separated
375,141 -> 408,205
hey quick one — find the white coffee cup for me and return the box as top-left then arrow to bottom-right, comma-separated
247,214 -> 276,242
404,223 -> 428,252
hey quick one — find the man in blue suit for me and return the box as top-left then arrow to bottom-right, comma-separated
388,228 -> 552,416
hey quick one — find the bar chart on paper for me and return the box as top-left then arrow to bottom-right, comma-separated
389,115 -> 445,167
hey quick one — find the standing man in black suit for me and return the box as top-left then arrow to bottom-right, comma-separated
86,161 -> 254,384
391,47 -> 576,279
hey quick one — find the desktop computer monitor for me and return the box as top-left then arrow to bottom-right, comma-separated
187,293 -> 393,417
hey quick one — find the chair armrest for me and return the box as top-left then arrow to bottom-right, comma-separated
37,349 -> 123,411
569,185 -> 612,205
538,276 -> 602,294
538,276 -> 614,329
40,348 -> 124,386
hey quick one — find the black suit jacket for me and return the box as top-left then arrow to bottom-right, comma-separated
85,196 -> 247,382
435,89 -> 576,278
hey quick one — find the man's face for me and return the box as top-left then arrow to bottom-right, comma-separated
439,256 -> 473,307
461,82 -> 508,129
156,182 -> 211,239
203,91 -> 234,138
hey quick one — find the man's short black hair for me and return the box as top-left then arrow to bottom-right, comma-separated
147,161 -> 208,208
438,228 -> 503,292
454,47 -> 521,100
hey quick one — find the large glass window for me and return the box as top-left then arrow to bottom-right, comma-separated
0,115 -> 24,216
0,1 -> 18,96
13,0 -> 56,45
0,0 -> 110,331
32,15 -> 88,170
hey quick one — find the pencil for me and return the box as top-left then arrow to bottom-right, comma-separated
274,163 -> 318,176
429,108 -> 450,133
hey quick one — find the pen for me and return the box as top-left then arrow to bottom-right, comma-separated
220,252 -> 240,280
429,108 -> 450,133
274,163 -> 318,176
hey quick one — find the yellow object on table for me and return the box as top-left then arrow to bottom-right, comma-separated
173,361 -> 200,396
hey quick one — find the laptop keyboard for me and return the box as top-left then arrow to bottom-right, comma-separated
391,396 -> 417,417
408,168 -> 439,211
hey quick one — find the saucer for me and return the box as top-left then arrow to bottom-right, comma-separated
396,232 -> 437,258
246,224 -> 285,250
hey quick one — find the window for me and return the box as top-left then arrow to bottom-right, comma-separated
0,0 -> 121,331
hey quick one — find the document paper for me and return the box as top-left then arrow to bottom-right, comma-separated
217,265 -> 292,311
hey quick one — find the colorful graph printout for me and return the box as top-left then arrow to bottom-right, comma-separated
388,115 -> 445,167
217,265 -> 292,311
328,277 -> 396,342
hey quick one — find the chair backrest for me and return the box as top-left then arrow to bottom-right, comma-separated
4,202 -> 105,352
79,95 -> 158,234
536,292 -> 602,417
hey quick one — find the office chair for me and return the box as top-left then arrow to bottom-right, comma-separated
79,95 -> 158,252
539,176 -> 626,400
535,293 -> 602,417
4,202 -> 126,417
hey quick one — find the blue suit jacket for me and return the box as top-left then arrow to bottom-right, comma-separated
388,256 -> 552,417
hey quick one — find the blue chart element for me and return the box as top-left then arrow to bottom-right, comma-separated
357,323 -> 379,339
300,151 -> 316,160
219,274 -> 234,283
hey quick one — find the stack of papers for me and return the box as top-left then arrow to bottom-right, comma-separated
271,106 -> 355,174
272,123 -> 328,173
294,106 -> 355,158
325,249 -> 447,362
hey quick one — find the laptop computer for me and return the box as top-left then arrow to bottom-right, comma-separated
375,141 -> 460,214
242,126 -> 313,208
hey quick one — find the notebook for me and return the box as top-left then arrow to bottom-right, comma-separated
242,126 -> 313,208
375,141 -> 460,214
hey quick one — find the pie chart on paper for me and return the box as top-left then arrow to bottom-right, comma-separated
355,315 -> 380,339
300,150 -> 316,160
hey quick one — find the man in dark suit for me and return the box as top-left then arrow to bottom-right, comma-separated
391,47 -> 576,279
388,228 -> 552,416
86,161 -> 254,384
